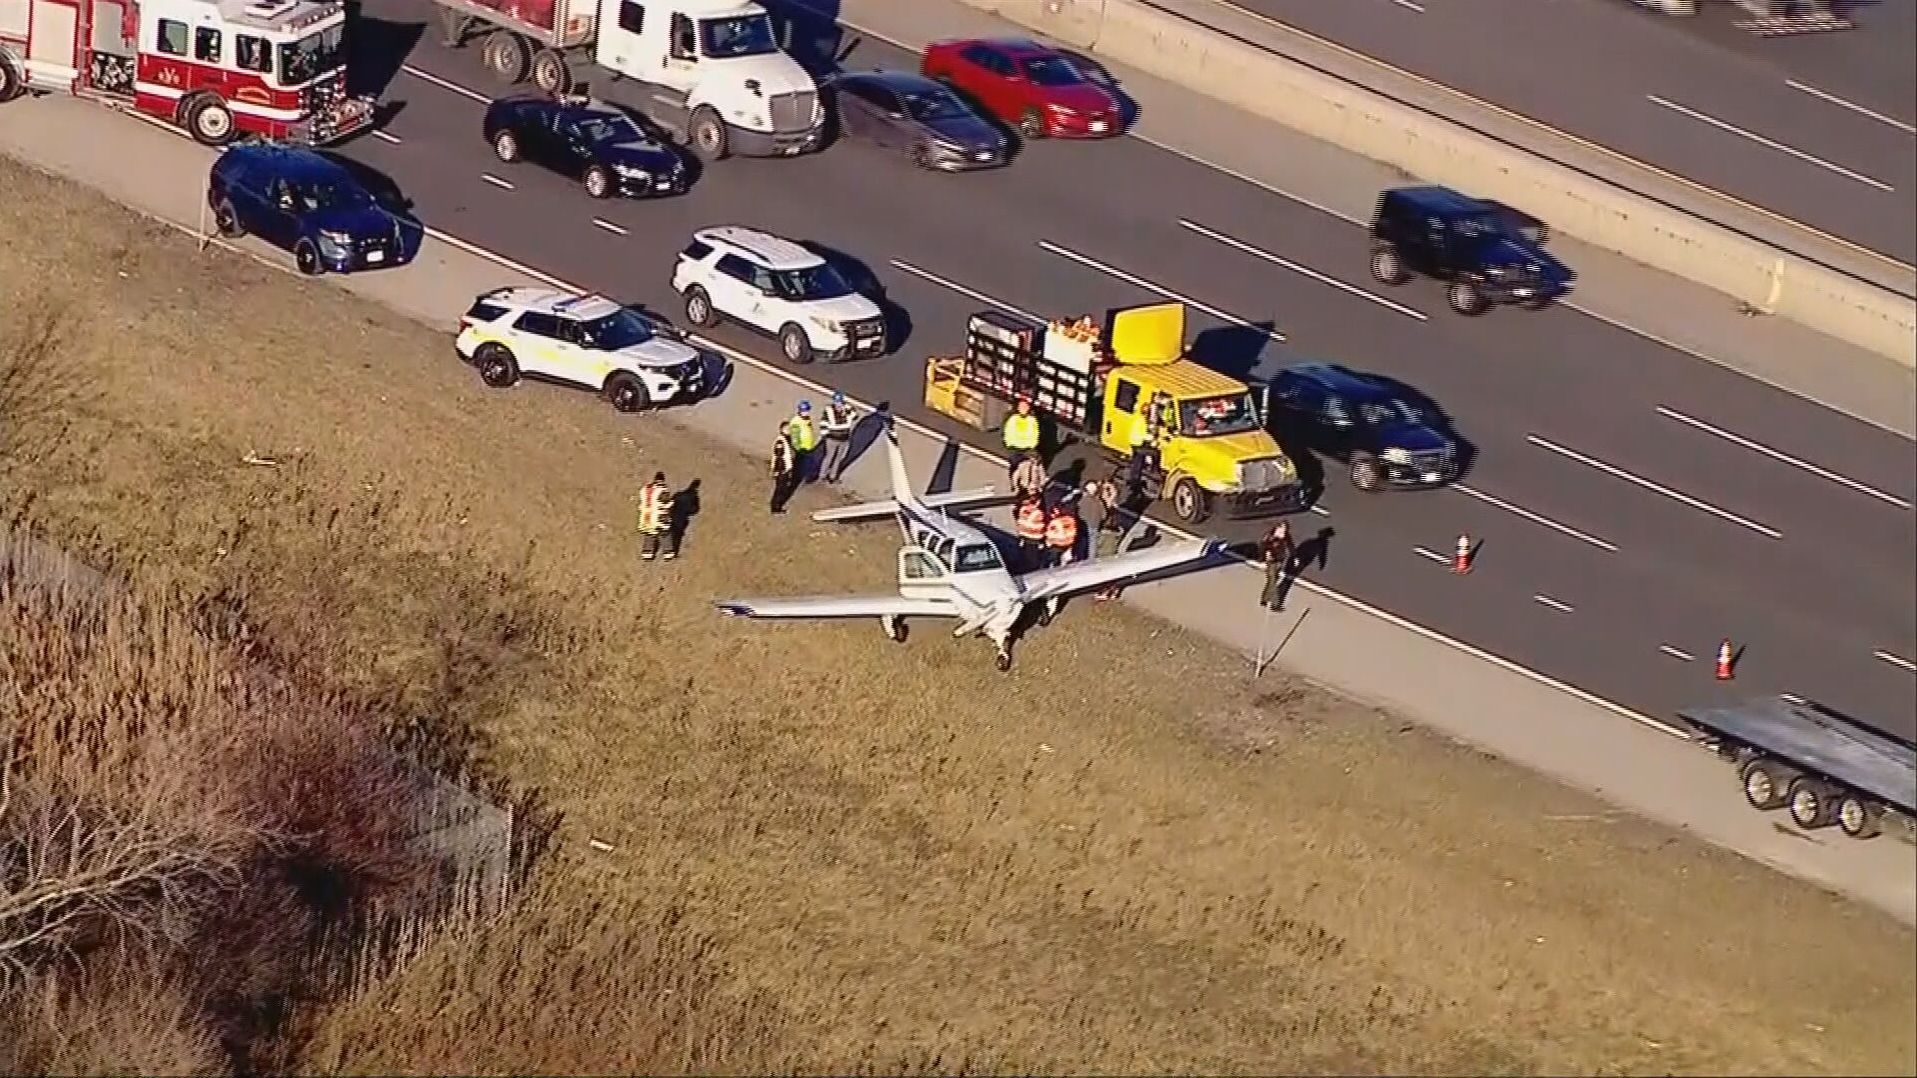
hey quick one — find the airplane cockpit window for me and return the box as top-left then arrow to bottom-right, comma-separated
901,549 -> 945,581
952,543 -> 1002,573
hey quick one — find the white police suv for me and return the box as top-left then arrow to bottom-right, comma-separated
671,226 -> 886,365
455,288 -> 705,411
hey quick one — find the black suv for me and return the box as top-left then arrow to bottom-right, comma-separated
484,95 -> 686,199
1369,186 -> 1573,315
1265,363 -> 1460,492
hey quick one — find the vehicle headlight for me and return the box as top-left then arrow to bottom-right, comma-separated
932,138 -> 966,154
613,162 -> 650,179
1382,447 -> 1413,465
808,316 -> 843,335
318,229 -> 350,248
1046,103 -> 1074,115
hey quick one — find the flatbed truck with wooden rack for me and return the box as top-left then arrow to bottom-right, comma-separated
924,302 -> 1307,525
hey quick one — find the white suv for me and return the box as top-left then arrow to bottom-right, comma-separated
671,226 -> 887,364
455,287 -> 705,411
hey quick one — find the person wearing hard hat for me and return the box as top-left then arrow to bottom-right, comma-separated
784,400 -> 819,481
816,391 -> 857,485
636,471 -> 677,561
1002,396 -> 1041,472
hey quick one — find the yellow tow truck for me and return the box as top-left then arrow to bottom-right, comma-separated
924,302 -> 1305,524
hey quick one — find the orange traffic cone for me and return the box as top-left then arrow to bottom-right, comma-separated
1452,533 -> 1473,575
1715,639 -> 1736,681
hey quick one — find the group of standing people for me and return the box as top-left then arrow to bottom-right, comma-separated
770,392 -> 860,514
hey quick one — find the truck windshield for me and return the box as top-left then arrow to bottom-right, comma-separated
700,14 -> 779,58
770,264 -> 853,302
1178,393 -> 1261,437
276,25 -> 343,86
577,308 -> 657,351
952,543 -> 1002,573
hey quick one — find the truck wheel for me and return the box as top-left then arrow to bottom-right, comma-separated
185,96 -> 237,146
1740,756 -> 1795,811
0,59 -> 22,103
1447,281 -> 1486,316
683,286 -> 718,328
293,239 -> 324,277
1350,453 -> 1383,492
530,49 -> 571,95
212,198 -> 245,239
492,130 -> 521,163
689,107 -> 729,162
1787,778 -> 1840,830
1170,477 -> 1211,525
482,32 -> 531,85
583,164 -> 613,199
1837,794 -> 1883,839
778,324 -> 815,365
474,344 -> 519,388
1369,247 -> 1407,285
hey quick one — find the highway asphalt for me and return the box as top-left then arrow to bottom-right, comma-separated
1219,0 -> 1917,266
343,0 -> 1917,739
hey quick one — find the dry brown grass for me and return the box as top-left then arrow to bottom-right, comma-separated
1,151 -> 1913,1076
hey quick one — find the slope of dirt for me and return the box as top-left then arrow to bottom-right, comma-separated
2,153 -> 1912,1075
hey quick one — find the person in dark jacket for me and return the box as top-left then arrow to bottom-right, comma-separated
770,431 -> 799,514
1260,519 -> 1296,611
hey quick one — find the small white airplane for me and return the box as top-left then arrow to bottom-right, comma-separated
715,422 -> 1222,670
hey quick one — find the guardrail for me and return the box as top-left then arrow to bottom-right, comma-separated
950,0 -> 1917,368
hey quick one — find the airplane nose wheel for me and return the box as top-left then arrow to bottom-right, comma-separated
882,615 -> 907,643
994,649 -> 1013,672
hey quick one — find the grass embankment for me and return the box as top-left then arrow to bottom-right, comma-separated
2,152 -> 1912,1075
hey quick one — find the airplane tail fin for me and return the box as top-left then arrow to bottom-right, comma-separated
884,422 -> 920,510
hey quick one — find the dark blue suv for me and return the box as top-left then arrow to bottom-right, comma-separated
207,144 -> 409,276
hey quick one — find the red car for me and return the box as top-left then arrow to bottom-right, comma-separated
921,38 -> 1122,140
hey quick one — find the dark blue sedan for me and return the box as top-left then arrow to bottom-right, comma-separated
483,96 -> 687,199
206,144 -> 409,276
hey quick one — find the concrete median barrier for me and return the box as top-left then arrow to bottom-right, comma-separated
953,0 -> 1916,368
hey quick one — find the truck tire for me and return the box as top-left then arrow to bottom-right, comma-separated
1447,281 -> 1487,316
475,344 -> 519,388
483,32 -> 531,85
1788,778 -> 1841,830
1369,247 -> 1408,285
212,198 -> 245,239
604,372 -> 649,413
1837,794 -> 1883,839
0,57 -> 22,103
530,49 -> 571,95
683,286 -> 718,328
1350,453 -> 1383,492
1170,477 -> 1211,525
185,96 -> 237,146
689,107 -> 729,162
1740,756 -> 1796,811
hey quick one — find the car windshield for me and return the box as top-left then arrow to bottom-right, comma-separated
1178,393 -> 1261,437
769,264 -> 854,302
285,179 -> 369,212
574,114 -> 645,144
699,13 -> 778,58
577,308 -> 657,351
1021,55 -> 1083,87
1359,398 -> 1426,427
276,25 -> 343,86
952,543 -> 1002,573
904,88 -> 968,122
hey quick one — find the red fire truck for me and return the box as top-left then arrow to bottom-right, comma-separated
0,0 -> 374,144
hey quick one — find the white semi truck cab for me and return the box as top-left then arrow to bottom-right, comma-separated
437,0 -> 823,160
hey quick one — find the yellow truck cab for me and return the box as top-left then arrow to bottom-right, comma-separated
925,301 -> 1304,524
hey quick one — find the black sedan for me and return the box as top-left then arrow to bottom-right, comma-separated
483,95 -> 687,199
828,70 -> 1008,171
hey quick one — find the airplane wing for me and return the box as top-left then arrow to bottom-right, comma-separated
812,486 -> 1001,524
715,595 -> 958,620
1017,539 -> 1221,602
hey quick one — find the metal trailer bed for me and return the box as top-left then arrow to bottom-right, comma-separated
1679,695 -> 1915,839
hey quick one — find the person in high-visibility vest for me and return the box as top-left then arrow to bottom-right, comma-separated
816,391 -> 857,485
784,400 -> 818,481
1013,496 -> 1048,571
1002,397 -> 1041,464
636,471 -> 677,561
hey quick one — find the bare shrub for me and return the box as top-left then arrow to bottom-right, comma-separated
0,299 -> 86,474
